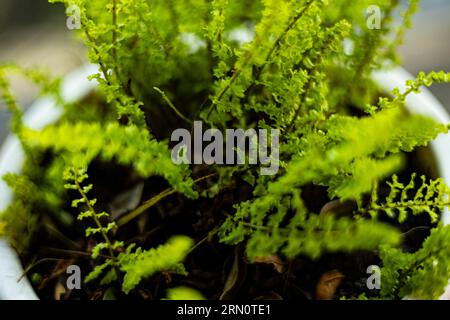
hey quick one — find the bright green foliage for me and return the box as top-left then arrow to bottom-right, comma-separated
1,0 -> 450,300
361,174 -> 450,223
205,0 -> 352,129
118,236 -> 193,294
221,211 -> 401,260
165,286 -> 205,300
24,122 -> 197,198
380,224 -> 450,299
220,185 -> 401,260
219,105 -> 448,260
50,0 -> 147,127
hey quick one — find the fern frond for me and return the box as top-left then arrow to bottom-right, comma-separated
361,174 -> 450,223
380,224 -> 450,299
278,107 -> 447,203
205,0 -> 316,120
119,236 -> 193,294
64,166 -> 121,284
220,194 -> 401,260
24,122 -> 197,198
373,71 -> 450,113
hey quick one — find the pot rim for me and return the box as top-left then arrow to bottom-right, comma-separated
0,65 -> 449,300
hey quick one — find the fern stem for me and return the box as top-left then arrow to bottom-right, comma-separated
117,173 -> 217,227
153,87 -> 193,124
166,0 -> 179,33
391,255 -> 428,300
43,247 -> 114,260
84,30 -> 122,105
112,0 -> 117,60
19,258 -> 65,282
117,187 -> 175,227
187,226 -> 220,255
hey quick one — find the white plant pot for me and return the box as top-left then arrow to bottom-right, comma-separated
0,66 -> 449,300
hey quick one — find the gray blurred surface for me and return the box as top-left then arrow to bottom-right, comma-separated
0,0 -> 85,143
0,0 -> 449,144
399,1 -> 450,115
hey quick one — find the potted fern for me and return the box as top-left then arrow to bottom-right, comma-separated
1,0 -> 450,300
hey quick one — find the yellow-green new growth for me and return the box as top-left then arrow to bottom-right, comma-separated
64,167 -> 122,284
119,236 -> 193,294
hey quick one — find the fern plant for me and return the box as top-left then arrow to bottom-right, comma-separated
1,0 -> 450,300
63,166 -> 193,294
380,224 -> 450,300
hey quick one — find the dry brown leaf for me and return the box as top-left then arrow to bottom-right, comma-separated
319,200 -> 357,218
315,270 -> 344,300
252,255 -> 285,273
220,246 -> 246,300
54,281 -> 66,300
253,291 -> 283,300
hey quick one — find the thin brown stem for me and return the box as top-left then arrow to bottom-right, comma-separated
19,258 -> 64,282
117,173 -> 217,227
154,87 -> 193,124
43,247 -> 114,260
187,227 -> 220,255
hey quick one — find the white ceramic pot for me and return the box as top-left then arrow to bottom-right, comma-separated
0,66 -> 449,299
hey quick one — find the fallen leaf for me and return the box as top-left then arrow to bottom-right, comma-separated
252,255 -> 285,273
319,200 -> 357,218
54,281 -> 66,300
254,291 -> 283,300
109,183 -> 144,219
220,246 -> 246,300
315,270 -> 344,300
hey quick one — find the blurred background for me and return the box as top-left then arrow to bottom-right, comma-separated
0,0 -> 449,143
